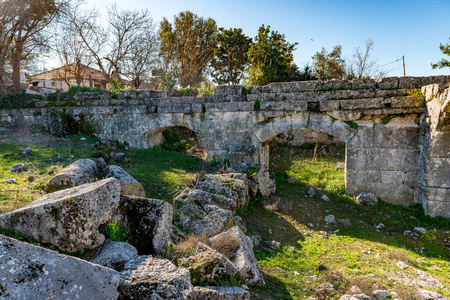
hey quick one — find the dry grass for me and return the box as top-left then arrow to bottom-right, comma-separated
209,231 -> 241,260
173,233 -> 210,257
387,249 -> 415,265
347,277 -> 381,296
183,170 -> 206,188
394,284 -> 420,300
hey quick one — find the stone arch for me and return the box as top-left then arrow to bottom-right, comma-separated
251,112 -> 358,167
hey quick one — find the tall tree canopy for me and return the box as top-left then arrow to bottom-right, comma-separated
431,38 -> 450,69
158,11 -> 216,88
210,27 -> 252,85
1,0 -> 67,92
312,45 -> 346,80
247,25 -> 298,86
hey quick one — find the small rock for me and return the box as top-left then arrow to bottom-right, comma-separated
249,235 -> 262,248
356,192 -> 378,206
349,285 -> 363,294
86,241 -> 138,271
308,187 -> 316,197
266,240 -> 281,250
287,177 -> 298,183
396,261 -> 410,270
404,230 -> 419,239
293,271 -> 300,276
375,223 -> 385,230
241,284 -> 249,290
325,215 -> 336,224
372,290 -> 389,299
335,162 -> 345,170
321,194 -> 331,202
413,227 -> 427,235
191,286 -> 250,300
313,283 -> 336,293
273,266 -> 285,273
287,246 -> 295,252
1,179 -> 18,184
10,163 -> 27,173
80,137 -> 87,141
18,147 -> 32,155
234,216 -> 247,233
367,273 -> 375,278
339,295 -> 373,300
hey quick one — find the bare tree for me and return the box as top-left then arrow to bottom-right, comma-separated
347,39 -> 387,79
0,0 -> 68,91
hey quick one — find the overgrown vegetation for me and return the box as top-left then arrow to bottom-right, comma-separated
0,91 -> 42,109
242,143 -> 450,299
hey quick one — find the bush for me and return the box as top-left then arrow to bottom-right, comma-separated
0,92 -> 42,109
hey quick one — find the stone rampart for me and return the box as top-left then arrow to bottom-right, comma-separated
1,76 -> 448,217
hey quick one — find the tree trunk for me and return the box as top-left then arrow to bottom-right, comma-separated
11,42 -> 23,92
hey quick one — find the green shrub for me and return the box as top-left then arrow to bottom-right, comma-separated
101,220 -> 133,243
0,92 -> 42,109
177,87 -> 198,96
197,82 -> 214,97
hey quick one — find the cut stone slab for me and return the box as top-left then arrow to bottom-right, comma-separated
119,255 -> 193,299
249,165 -> 276,197
178,242 -> 238,285
85,240 -> 138,271
118,196 -> 173,255
210,226 -> 265,286
178,202 -> 233,237
105,165 -> 145,197
196,173 -> 249,209
191,286 -> 250,300
46,158 -> 100,192
0,178 -> 121,252
0,234 -> 120,299
175,187 -> 237,210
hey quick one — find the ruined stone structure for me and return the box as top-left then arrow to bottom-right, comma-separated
2,76 -> 449,217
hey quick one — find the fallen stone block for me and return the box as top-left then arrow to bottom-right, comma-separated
10,163 -> 27,173
196,173 -> 249,209
191,286 -> 250,300
178,242 -> 238,285
0,234 -> 120,299
117,196 -> 173,255
85,240 -> 138,271
119,255 -> 193,299
0,178 -> 121,252
178,202 -> 233,237
106,165 -> 145,197
210,226 -> 265,286
249,165 -> 276,197
175,187 -> 237,210
46,158 -> 100,192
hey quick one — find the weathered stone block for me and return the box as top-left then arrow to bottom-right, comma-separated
326,110 -> 363,121
428,132 -> 450,157
215,85 -> 242,96
391,96 -> 425,108
248,85 -> 270,94
375,88 -> 406,98
106,165 -> 145,197
423,158 -> 450,188
119,90 -> 138,100
398,76 -> 424,89
340,98 -> 385,110
119,255 -> 193,299
320,100 -> 340,111
374,125 -> 420,149
0,178 -> 121,252
260,100 -> 307,111
376,77 -> 399,89
118,196 -> 173,255
351,78 -> 377,89
329,121 -> 357,142
422,187 -> 450,217
308,113 -> 333,134
192,286 -> 250,300
0,234 -> 120,299
321,79 -> 352,90
73,91 -> 112,101
237,101 -> 255,111
205,102 -> 239,112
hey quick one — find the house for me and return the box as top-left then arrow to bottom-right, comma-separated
30,64 -> 112,91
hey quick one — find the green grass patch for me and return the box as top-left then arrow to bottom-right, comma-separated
344,120 -> 358,130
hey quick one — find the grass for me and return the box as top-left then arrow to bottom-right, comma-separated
1,132 -> 449,299
241,143 -> 450,299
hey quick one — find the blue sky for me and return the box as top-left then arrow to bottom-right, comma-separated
82,0 -> 450,76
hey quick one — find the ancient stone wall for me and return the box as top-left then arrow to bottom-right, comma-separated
1,75 -> 449,217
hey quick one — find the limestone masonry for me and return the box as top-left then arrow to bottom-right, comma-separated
2,76 -> 449,217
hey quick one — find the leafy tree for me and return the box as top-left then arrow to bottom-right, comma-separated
210,27 -> 252,85
247,25 -> 298,86
312,45 -> 346,80
431,38 -> 450,69
158,11 -> 216,88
